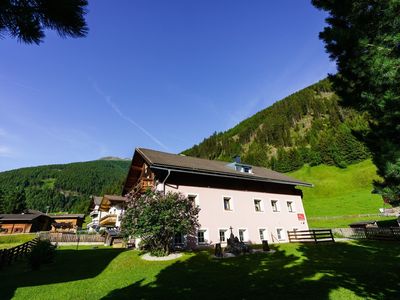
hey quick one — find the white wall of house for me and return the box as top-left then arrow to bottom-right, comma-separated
88,204 -> 102,232
161,183 -> 308,246
106,204 -> 125,227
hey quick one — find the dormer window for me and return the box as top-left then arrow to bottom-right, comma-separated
242,166 -> 252,173
226,158 -> 253,174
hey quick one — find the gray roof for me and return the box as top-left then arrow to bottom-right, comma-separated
137,148 -> 312,187
93,196 -> 103,206
49,214 -> 85,219
0,213 -> 44,222
103,195 -> 128,202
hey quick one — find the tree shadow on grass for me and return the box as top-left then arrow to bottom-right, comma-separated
103,241 -> 400,300
0,248 -> 124,300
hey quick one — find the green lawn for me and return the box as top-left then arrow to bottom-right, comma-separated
1,241 -> 399,299
0,234 -> 36,250
308,215 -> 396,228
288,160 -> 393,228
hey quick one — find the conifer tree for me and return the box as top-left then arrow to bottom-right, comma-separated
313,0 -> 400,204
0,0 -> 88,44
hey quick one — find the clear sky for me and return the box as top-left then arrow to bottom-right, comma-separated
0,0 -> 335,172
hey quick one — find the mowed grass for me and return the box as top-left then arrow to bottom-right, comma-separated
0,234 -> 36,249
0,242 -> 399,299
288,160 -> 394,227
308,215 -> 396,228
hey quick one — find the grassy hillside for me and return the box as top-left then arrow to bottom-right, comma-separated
288,160 -> 392,228
0,160 -> 130,214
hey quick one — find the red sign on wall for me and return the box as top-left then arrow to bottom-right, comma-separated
297,213 -> 305,221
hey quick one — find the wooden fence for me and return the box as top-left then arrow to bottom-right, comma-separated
332,227 -> 400,241
0,237 -> 39,268
38,232 -> 105,243
287,229 -> 335,243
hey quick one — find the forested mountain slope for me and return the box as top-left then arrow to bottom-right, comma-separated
0,159 -> 130,214
183,79 -> 370,172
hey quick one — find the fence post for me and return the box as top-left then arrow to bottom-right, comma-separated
329,229 -> 335,242
313,230 -> 317,243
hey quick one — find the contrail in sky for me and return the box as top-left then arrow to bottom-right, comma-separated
91,80 -> 169,151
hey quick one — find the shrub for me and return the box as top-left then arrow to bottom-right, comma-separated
122,191 -> 200,256
28,240 -> 56,270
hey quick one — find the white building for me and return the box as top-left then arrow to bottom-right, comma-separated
122,148 -> 311,247
87,195 -> 128,231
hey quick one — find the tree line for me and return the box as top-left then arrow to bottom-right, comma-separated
0,160 -> 130,214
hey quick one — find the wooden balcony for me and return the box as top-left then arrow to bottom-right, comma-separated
133,178 -> 154,194
99,214 -> 117,226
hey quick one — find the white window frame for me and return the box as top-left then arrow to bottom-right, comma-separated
238,228 -> 248,242
258,228 -> 267,242
218,228 -> 228,243
254,199 -> 264,212
286,201 -> 295,213
197,228 -> 209,245
222,196 -> 234,211
271,200 -> 280,212
276,227 -> 285,241
188,193 -> 200,207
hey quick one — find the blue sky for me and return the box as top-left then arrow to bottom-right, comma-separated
0,0 -> 335,172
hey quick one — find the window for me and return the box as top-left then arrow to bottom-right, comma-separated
197,230 -> 206,244
14,227 -> 23,233
254,199 -> 262,212
243,166 -> 252,173
188,194 -> 199,207
271,200 -> 279,212
219,229 -> 227,242
287,201 -> 294,212
239,229 -> 246,242
174,233 -> 183,244
223,197 -> 232,211
276,228 -> 284,240
259,229 -> 266,241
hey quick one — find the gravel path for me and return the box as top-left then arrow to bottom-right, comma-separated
141,252 -> 183,261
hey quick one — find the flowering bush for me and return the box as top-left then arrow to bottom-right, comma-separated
122,190 -> 200,256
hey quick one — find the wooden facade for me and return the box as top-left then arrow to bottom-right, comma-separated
0,214 -> 52,234
50,214 -> 85,232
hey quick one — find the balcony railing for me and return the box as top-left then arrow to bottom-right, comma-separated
133,178 -> 154,194
99,214 -> 117,226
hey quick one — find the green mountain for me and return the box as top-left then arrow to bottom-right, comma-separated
0,79 -> 377,219
183,79 -> 370,172
0,160 -> 130,214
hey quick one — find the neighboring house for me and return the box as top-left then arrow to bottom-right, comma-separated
49,214 -> 85,232
122,148 -> 312,248
97,195 -> 128,229
87,196 -> 103,232
0,210 -> 52,234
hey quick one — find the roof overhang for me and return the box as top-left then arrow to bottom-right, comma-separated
150,164 -> 313,188
122,148 -> 313,194
99,195 -> 128,212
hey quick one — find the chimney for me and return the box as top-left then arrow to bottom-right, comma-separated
233,155 -> 241,164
